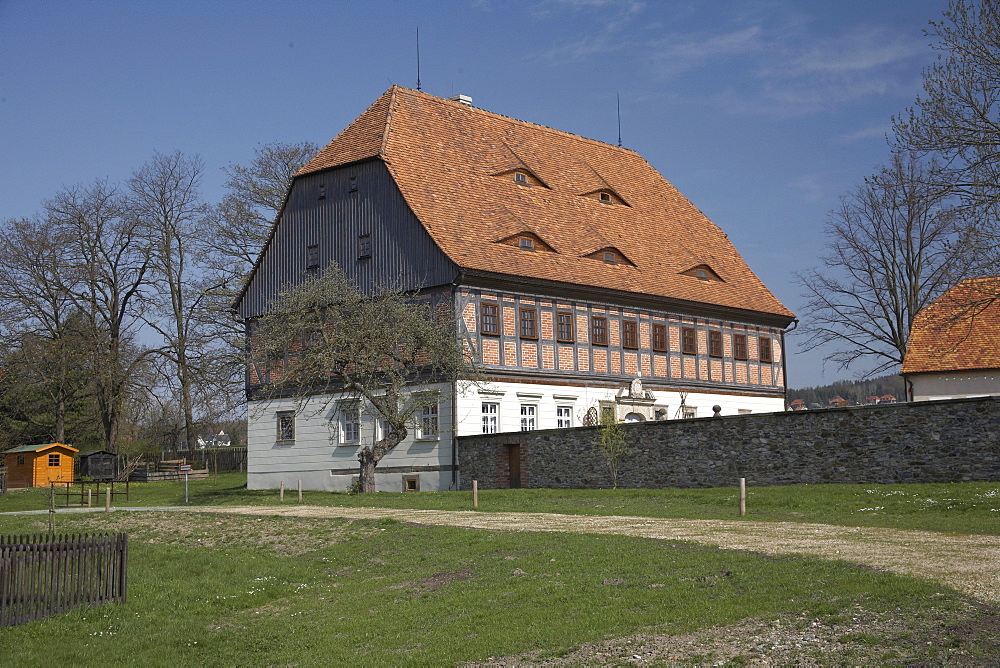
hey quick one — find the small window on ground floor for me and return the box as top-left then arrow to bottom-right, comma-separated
520,404 -> 536,431
276,411 -> 295,442
419,403 -> 439,439
482,401 -> 499,434
557,406 -> 573,428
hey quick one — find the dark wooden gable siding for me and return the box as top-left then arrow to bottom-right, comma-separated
238,159 -> 458,319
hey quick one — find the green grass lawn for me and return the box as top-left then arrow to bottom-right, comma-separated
2,474 -> 998,534
0,510 -> 993,665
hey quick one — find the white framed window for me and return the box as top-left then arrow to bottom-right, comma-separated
557,406 -> 573,429
418,403 -> 439,439
341,404 -> 361,444
276,411 -> 295,442
520,404 -> 536,431
482,402 -> 499,434
681,406 -> 697,419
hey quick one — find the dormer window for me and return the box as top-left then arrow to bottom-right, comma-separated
599,192 -> 611,204
514,172 -> 528,185
499,232 -> 554,253
681,264 -> 723,282
585,246 -> 633,266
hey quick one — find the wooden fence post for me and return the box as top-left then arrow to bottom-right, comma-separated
473,480 -> 478,509
87,490 -> 92,508
297,480 -> 302,503
739,477 -> 746,517
105,487 -> 111,512
279,480 -> 285,502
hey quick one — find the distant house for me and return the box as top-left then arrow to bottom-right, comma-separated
787,399 -> 807,411
902,277 -> 1000,401
828,395 -> 849,408
196,431 -> 232,449
879,394 -> 897,404
2,443 -> 78,488
865,395 -> 880,405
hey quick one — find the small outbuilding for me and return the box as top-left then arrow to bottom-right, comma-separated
1,443 -> 79,488
78,449 -> 118,481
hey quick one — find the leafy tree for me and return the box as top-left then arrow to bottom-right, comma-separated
595,408 -> 629,488
252,264 -> 475,492
796,153 -> 985,376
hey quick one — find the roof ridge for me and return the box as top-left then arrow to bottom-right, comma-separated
393,86 -> 642,156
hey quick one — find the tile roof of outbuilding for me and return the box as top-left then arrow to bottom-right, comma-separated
298,86 -> 794,321
901,276 -> 1000,375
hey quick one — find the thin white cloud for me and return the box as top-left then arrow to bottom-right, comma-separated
840,123 -> 892,143
790,173 -> 828,203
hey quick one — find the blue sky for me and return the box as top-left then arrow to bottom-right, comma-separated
0,0 -> 948,388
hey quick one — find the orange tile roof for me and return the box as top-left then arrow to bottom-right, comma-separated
901,276 -> 1000,375
299,87 -> 794,321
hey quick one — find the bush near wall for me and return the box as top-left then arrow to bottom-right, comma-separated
457,396 -> 1000,490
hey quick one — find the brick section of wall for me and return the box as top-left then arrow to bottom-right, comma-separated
463,302 -> 477,333
503,307 -> 516,336
541,345 -> 555,369
458,397 -> 1000,489
593,348 -> 607,373
558,346 -> 574,370
540,311 -> 554,340
482,339 -> 500,365
578,348 -> 590,372
576,313 -> 589,344
504,341 -> 517,367
654,355 -> 668,376
522,342 -> 538,368
624,352 -> 638,375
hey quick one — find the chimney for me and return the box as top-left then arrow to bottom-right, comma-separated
448,94 -> 473,107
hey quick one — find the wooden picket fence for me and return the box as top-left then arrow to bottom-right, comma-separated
0,533 -> 128,628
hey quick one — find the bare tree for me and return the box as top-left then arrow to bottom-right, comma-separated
252,265 -> 475,492
796,153 -> 985,376
200,141 -> 320,413
893,0 -> 1000,230
129,151 -> 211,451
209,140 -> 319,274
46,180 -> 154,453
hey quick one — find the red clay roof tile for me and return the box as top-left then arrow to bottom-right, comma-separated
300,87 -> 794,320
901,276 -> 1000,374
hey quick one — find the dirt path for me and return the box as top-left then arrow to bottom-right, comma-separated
193,505 -> 1000,604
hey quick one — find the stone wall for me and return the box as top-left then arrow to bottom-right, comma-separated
457,396 -> 1000,489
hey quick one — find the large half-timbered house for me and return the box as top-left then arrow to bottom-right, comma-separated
236,86 -> 796,492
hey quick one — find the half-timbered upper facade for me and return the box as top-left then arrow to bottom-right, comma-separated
236,86 -> 796,492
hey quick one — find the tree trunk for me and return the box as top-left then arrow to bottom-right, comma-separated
358,448 -> 378,493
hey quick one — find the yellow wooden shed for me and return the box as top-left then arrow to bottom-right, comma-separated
2,443 -> 78,488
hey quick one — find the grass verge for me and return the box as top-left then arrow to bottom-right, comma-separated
0,511 -> 996,665
2,474 -> 998,534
